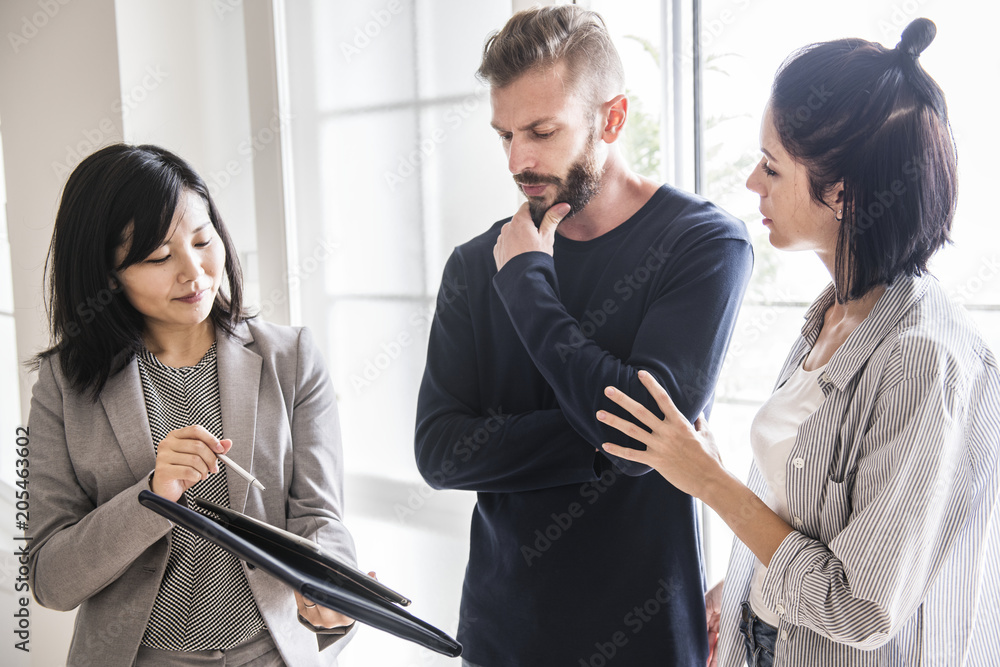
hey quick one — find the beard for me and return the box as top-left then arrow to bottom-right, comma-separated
514,134 -> 604,226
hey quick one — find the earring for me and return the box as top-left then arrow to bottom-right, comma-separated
836,209 -> 843,221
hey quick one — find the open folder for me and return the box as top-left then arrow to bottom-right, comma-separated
138,490 -> 462,657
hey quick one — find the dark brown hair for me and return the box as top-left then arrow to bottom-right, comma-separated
477,5 -> 624,110
770,18 -> 957,302
31,143 -> 247,397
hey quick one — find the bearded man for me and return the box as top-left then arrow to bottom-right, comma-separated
414,6 -> 753,666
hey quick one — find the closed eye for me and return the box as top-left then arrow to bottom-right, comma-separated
760,160 -> 777,177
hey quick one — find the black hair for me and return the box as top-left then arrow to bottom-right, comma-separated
770,18 -> 957,302
30,143 -> 247,398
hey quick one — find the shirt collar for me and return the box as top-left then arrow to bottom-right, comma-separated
799,273 -> 934,391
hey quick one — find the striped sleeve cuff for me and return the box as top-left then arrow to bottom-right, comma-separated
758,530 -> 819,627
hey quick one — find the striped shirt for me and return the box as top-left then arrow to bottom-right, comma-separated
717,273 -> 1000,666
136,342 -> 267,651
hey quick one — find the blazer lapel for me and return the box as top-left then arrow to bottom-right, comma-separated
216,322 -> 262,512
101,357 -> 157,483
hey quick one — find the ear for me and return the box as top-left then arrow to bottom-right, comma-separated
600,94 -> 628,144
825,180 -> 845,217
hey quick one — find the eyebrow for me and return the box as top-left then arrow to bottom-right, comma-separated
490,117 -> 560,133
761,147 -> 777,161
160,222 -> 212,247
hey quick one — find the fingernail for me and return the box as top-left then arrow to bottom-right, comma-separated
597,411 -> 606,420
604,386 -> 615,396
215,441 -> 223,453
556,203 -> 571,217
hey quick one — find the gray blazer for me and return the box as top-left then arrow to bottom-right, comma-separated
27,319 -> 357,667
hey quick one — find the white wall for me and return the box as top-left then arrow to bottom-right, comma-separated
114,0 -> 259,304
0,1 -> 123,659
0,1 -> 256,664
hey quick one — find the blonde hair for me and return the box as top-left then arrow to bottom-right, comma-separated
477,5 -> 624,110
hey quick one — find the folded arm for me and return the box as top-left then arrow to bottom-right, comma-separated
415,251 -> 605,494
492,237 -> 753,475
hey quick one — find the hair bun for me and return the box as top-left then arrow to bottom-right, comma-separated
897,18 -> 936,58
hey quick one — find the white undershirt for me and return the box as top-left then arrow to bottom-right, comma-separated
747,356 -> 827,627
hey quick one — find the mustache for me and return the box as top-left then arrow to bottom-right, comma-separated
513,171 -> 562,187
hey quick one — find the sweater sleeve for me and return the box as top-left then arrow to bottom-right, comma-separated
492,235 -> 753,476
415,250 -> 606,494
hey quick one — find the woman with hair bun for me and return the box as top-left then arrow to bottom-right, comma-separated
26,143 -> 363,666
598,18 -> 1000,667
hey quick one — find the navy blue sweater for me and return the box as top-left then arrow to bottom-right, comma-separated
415,185 -> 753,666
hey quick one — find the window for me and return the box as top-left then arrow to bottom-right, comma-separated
283,2 -> 513,662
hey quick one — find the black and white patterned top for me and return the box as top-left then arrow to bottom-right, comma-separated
137,342 -> 266,651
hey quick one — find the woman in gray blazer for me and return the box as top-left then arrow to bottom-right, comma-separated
27,144 -> 358,666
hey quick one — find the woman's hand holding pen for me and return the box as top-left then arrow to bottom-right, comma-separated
597,370 -> 725,500
150,424 -> 231,502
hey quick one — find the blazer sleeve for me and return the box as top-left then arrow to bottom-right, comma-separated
26,358 -> 173,611
283,327 -> 357,562
280,327 -> 359,649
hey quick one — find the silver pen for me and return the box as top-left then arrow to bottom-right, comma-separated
217,453 -> 265,491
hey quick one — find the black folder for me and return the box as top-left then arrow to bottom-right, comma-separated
138,490 -> 462,657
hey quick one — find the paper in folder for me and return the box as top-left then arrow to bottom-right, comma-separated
138,490 -> 462,657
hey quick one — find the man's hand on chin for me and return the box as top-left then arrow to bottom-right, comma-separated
493,201 -> 572,271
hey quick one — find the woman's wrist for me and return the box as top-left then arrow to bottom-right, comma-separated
698,466 -> 742,513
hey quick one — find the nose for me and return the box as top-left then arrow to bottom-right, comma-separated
507,135 -> 535,175
176,247 -> 206,284
746,166 -> 765,196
